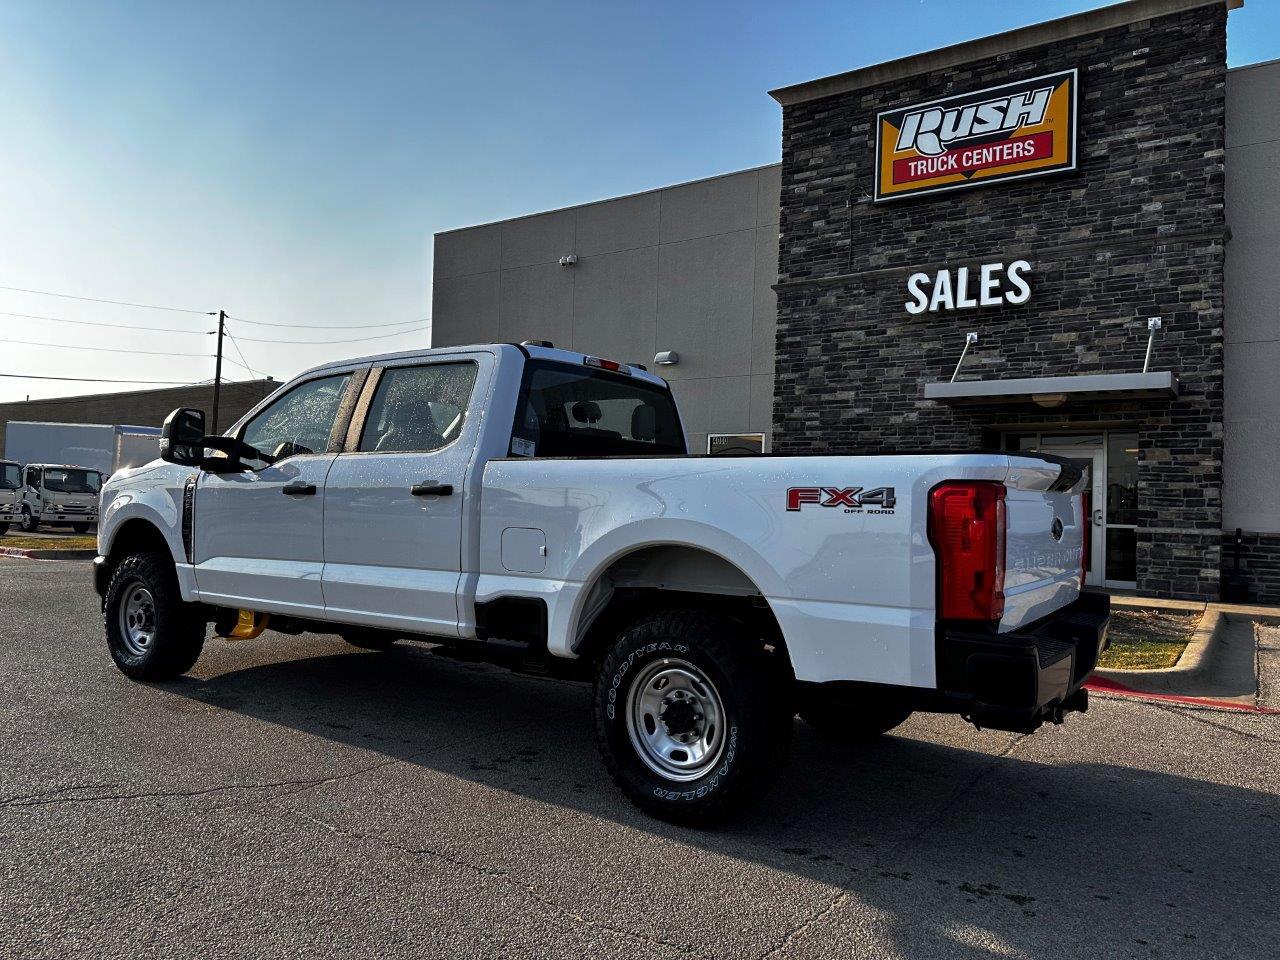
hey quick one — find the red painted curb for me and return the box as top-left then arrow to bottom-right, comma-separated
1085,675 -> 1280,715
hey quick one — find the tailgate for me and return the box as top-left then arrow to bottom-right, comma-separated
1000,455 -> 1087,632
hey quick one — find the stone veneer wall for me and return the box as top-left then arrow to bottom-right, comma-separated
773,4 -> 1227,599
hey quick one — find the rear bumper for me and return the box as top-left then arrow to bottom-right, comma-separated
938,592 -> 1110,733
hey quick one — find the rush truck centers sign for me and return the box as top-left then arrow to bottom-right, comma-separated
874,69 -> 1078,202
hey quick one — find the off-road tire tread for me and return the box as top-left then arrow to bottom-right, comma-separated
593,608 -> 791,824
104,551 -> 205,680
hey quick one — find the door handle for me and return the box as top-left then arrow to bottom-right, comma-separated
282,481 -> 317,496
1092,509 -> 1104,526
411,482 -> 453,497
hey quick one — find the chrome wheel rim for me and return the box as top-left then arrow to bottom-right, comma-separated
626,658 -> 726,782
118,583 -> 157,657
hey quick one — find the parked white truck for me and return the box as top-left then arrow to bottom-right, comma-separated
0,459 -> 21,535
94,342 -> 1108,821
18,464 -> 103,533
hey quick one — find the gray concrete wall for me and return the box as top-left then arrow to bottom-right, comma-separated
432,165 -> 781,455
1224,58 -> 1280,534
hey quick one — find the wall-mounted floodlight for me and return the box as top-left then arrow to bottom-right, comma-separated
558,255 -> 578,267
654,350 -> 679,366
1143,316 -> 1163,373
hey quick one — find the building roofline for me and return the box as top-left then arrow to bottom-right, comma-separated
433,162 -> 782,237
0,378 -> 275,409
768,0 -> 1242,107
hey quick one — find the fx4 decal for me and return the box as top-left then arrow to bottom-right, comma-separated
786,486 -> 897,513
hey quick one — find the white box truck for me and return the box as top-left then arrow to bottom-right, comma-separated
4,422 -> 162,478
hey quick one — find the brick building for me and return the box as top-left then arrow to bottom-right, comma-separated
433,0 -> 1276,601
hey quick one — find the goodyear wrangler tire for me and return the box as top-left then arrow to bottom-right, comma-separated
104,552 -> 205,680
593,609 -> 791,824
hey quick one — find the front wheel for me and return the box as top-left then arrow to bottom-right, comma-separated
19,507 -> 37,533
593,609 -> 792,824
104,552 -> 206,680
0,522 -> 8,536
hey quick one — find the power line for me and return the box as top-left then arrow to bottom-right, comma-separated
0,336 -> 209,358
222,329 -> 262,380
0,372 -> 202,385
226,314 -> 426,331
0,284 -> 215,315
0,310 -> 214,335
224,325 -> 426,346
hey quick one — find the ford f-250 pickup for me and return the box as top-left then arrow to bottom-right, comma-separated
94,342 -> 1108,822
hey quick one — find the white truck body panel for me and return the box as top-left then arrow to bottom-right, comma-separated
98,342 -> 1087,696
476,452 -> 1083,686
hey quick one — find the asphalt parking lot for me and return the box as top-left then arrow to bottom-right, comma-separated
1,558 -> 1276,959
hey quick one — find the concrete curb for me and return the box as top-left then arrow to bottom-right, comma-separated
1096,601 -> 1280,700
0,547 -> 97,561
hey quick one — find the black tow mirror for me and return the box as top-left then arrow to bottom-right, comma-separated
160,408 -> 207,466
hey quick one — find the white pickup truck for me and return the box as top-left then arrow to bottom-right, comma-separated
94,342 -> 1108,821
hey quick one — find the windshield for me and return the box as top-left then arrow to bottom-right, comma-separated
42,469 -> 101,495
511,361 -> 686,457
0,464 -> 18,490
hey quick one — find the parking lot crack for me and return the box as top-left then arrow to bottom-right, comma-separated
0,757 -> 404,810
297,811 -> 711,958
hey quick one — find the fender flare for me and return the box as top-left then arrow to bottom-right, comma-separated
558,517 -> 785,654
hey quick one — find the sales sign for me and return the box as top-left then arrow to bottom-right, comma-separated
874,69 -> 1077,202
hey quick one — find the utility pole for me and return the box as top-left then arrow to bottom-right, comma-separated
211,309 -> 226,432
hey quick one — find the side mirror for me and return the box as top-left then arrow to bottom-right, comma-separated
160,408 -> 207,466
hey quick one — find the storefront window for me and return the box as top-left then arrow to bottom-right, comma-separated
1106,432 -> 1138,526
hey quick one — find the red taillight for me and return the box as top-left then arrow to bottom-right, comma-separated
583,355 -> 631,375
928,481 -> 1006,622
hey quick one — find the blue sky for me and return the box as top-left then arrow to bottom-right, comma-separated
0,0 -> 1273,402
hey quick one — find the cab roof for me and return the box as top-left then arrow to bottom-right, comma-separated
295,342 -> 671,390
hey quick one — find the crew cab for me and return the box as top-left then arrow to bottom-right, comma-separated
0,459 -> 21,534
94,342 -> 1108,821
20,463 -> 101,533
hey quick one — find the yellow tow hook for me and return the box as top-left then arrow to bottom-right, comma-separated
217,609 -> 270,641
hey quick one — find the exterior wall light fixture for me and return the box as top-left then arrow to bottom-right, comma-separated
654,351 -> 679,366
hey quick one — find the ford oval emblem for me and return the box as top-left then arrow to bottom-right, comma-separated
1051,517 -> 1064,542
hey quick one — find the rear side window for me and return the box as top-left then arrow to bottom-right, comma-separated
511,361 -> 685,457
359,362 -> 478,453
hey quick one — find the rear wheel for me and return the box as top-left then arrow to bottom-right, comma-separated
71,523 -> 92,534
798,691 -> 913,741
340,629 -> 401,651
104,552 -> 205,680
593,609 -> 791,824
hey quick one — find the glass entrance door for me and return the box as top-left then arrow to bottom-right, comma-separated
1005,430 -> 1139,590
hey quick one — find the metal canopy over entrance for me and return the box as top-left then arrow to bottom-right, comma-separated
924,371 -> 1179,406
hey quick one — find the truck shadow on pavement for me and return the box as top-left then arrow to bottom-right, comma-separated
161,636 -> 1279,958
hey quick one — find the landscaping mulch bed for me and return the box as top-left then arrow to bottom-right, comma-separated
1098,608 -> 1200,670
0,535 -> 97,551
